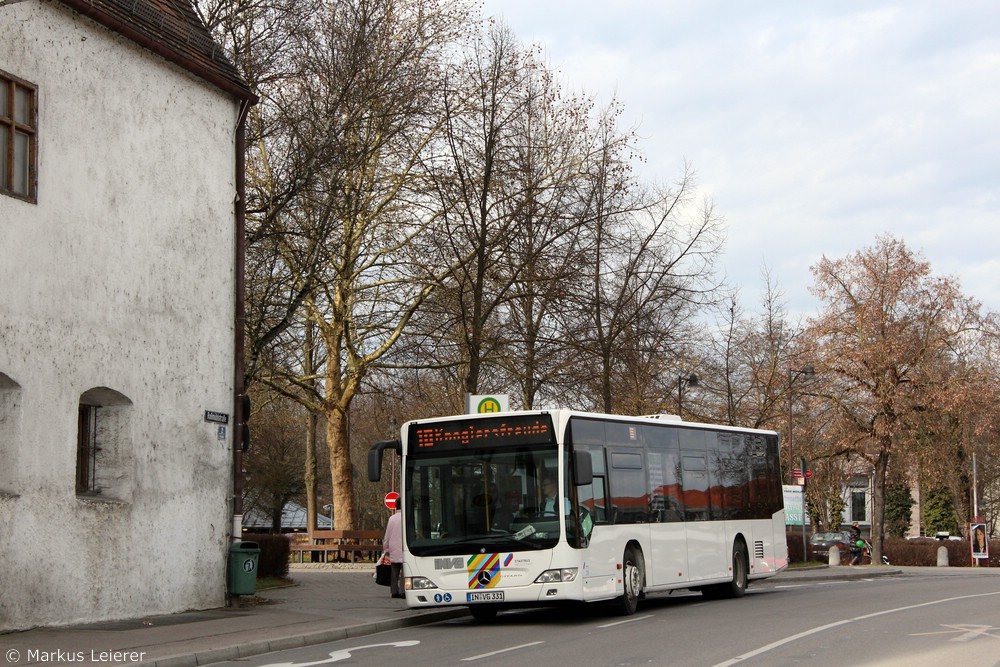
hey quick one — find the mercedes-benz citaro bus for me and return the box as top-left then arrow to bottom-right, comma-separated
368,409 -> 787,621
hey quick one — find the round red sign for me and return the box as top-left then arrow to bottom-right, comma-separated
384,491 -> 399,509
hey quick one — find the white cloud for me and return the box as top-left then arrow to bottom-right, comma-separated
482,0 -> 1000,315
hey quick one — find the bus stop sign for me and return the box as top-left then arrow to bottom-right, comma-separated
384,491 -> 399,509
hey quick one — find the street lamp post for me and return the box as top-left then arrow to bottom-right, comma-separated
787,365 -> 815,484
677,373 -> 699,419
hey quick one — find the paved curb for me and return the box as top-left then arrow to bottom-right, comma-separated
133,608 -> 469,667
774,566 -> 903,584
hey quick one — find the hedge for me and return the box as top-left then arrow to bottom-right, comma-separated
248,533 -> 291,578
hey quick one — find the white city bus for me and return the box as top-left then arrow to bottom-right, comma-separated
368,409 -> 787,620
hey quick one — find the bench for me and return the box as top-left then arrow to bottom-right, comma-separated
289,529 -> 384,564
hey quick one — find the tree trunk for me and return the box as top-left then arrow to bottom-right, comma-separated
327,405 -> 356,530
600,345 -> 613,413
871,445 -> 890,564
304,318 -> 320,535
305,409 -> 318,535
271,492 -> 283,534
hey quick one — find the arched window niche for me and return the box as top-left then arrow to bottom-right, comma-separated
77,386 -> 134,501
0,372 -> 22,495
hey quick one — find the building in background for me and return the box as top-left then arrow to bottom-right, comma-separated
242,500 -> 335,534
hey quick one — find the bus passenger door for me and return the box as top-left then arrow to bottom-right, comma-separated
645,445 -> 688,587
682,450 -> 727,581
607,450 -> 652,579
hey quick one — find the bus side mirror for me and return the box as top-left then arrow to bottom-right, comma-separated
367,439 -> 401,482
573,450 -> 593,486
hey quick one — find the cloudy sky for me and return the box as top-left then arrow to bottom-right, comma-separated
480,1 -> 1000,317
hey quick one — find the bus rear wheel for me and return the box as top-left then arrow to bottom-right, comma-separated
703,540 -> 748,599
724,540 -> 749,597
617,547 -> 643,615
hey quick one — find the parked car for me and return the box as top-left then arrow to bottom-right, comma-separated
808,530 -> 854,562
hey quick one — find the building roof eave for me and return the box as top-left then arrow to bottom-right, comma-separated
55,0 -> 257,104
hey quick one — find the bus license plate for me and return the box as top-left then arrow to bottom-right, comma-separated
467,591 -> 504,603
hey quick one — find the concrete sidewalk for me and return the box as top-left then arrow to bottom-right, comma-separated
2,564 -> 996,667
0,565 -> 464,667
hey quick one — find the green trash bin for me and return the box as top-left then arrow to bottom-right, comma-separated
228,541 -> 261,595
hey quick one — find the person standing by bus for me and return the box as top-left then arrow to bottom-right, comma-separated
383,496 -> 404,598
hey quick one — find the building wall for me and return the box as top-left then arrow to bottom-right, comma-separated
0,1 -> 238,630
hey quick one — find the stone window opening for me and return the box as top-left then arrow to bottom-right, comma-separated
0,372 -> 21,495
76,387 -> 133,500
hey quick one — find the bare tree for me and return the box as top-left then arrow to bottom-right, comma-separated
424,21 -> 601,400
241,390 -> 308,533
488,53 -> 609,409
568,162 -> 725,414
207,0 -> 474,530
700,272 -> 803,429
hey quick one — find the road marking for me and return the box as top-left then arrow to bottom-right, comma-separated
258,640 -> 420,667
597,614 -> 653,629
910,624 -> 1000,642
713,591 -> 1000,666
461,641 -> 545,661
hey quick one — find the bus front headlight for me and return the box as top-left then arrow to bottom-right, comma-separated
534,568 -> 578,584
406,576 -> 438,590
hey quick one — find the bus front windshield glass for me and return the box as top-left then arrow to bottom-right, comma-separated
406,446 -> 563,556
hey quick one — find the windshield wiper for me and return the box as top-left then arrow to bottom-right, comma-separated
412,544 -> 467,557
454,533 -> 546,550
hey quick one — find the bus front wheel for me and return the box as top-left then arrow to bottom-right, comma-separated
617,547 -> 643,615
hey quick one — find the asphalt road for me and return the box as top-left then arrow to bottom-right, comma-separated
205,572 -> 1000,666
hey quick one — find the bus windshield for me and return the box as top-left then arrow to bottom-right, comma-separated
405,445 -> 564,556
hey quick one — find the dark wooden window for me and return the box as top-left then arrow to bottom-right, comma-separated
0,70 -> 37,202
851,490 -> 867,522
76,405 -> 98,493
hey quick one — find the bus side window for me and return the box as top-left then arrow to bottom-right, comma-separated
578,475 -> 608,523
573,444 -> 608,524
644,426 -> 684,523
682,454 -> 709,521
609,451 -> 647,524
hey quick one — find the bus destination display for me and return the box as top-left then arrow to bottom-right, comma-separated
411,414 -> 555,450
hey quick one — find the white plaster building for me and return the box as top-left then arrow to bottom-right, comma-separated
0,0 -> 253,630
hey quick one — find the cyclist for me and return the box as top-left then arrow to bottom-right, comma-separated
848,522 -> 864,565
